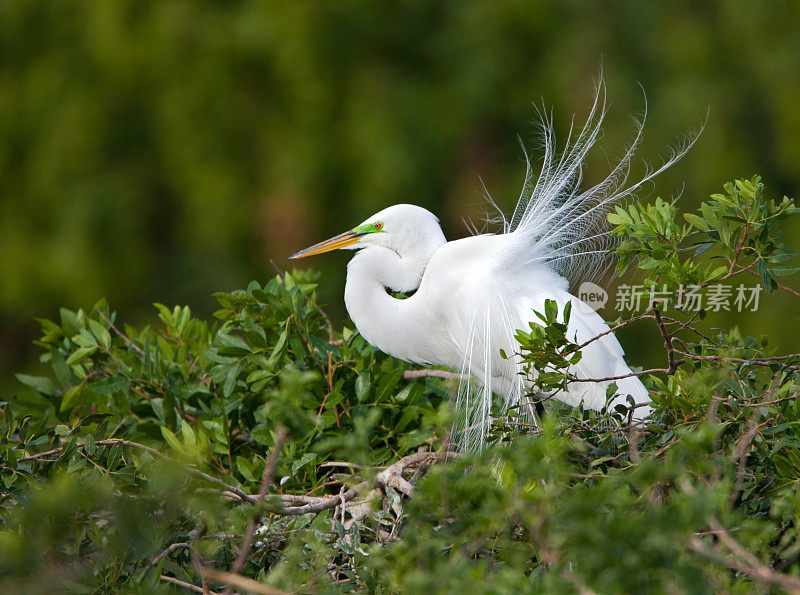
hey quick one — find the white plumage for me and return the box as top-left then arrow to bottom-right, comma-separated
291,82 -> 693,449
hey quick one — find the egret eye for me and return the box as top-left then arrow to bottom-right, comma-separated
374,222 -> 383,230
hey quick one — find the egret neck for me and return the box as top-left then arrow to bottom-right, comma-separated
344,230 -> 445,364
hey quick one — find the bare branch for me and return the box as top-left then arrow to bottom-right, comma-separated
160,574 -> 221,594
10,438 -> 258,505
203,567 -> 288,595
653,307 -> 679,374
146,542 -> 190,572
403,369 -> 464,381
690,519 -> 800,593
225,427 -> 287,595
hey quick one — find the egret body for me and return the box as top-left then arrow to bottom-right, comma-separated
291,88 -> 691,448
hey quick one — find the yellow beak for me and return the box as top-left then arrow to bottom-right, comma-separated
289,229 -> 363,259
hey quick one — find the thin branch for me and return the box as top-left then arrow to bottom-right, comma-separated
9,438 -> 258,505
160,574 -> 221,594
278,483 -> 367,516
95,308 -> 145,356
318,461 -> 371,469
673,349 -> 800,368
566,309 -> 656,355
728,381 -> 778,508
653,307 -> 679,374
224,427 -> 287,595
690,518 -> 800,593
403,369 -> 463,381
275,451 -> 457,516
565,367 -> 672,384
146,542 -> 190,572
733,262 -> 800,298
202,567 -> 288,595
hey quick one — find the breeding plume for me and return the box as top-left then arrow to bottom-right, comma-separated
291,84 -> 691,448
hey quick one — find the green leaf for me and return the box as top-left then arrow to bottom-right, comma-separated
66,346 -> 97,365
217,332 -> 252,355
180,419 -> 197,454
236,457 -> 255,482
355,371 -> 371,402
60,386 -> 82,412
51,352 -> 72,388
161,427 -> 183,453
374,369 -> 404,403
15,374 -> 57,396
90,377 -> 130,394
87,319 -> 111,350
223,364 -> 241,397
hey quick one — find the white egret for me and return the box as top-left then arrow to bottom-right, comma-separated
291,85 -> 691,448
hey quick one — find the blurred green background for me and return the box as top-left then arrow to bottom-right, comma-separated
2,1 -> 800,388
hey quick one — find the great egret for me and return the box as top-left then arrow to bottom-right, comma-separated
291,85 -> 691,448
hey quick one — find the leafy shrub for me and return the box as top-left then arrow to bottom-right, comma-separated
2,178 -> 800,593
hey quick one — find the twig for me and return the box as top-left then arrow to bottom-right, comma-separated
733,262 -> 800,298
96,308 -> 145,357
10,438 -> 258,505
160,574 -> 220,594
403,369 -> 463,381
673,349 -> 800,368
565,309 -> 656,355
224,427 -> 287,595
653,308 -> 679,374
690,518 -> 800,593
728,381 -> 778,508
565,368 -> 672,383
146,542 -> 190,571
276,451 -> 457,516
319,461 -> 371,469
278,483 -> 367,516
728,393 -> 799,408
203,567 -> 288,595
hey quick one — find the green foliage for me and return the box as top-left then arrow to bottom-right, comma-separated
511,299 -> 582,396
1,272 -> 448,591
609,176 -> 800,294
3,179 -> 800,592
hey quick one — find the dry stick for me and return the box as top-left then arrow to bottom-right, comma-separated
673,349 -> 800,367
728,381 -> 779,509
318,461 -> 371,469
160,574 -> 220,594
146,542 -> 190,572
278,451 -> 456,516
203,568 -> 288,595
223,427 -> 288,595
653,307 -> 679,374
690,518 -> 800,593
403,369 -> 463,381
192,547 -> 210,595
728,419 -> 762,510
277,482 -> 366,516
186,524 -> 210,595
10,438 -> 258,505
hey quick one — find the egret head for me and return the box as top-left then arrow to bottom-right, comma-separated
289,204 -> 443,260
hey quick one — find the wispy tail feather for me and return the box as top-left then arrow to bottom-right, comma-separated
452,77 -> 695,449
500,78 -> 700,285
